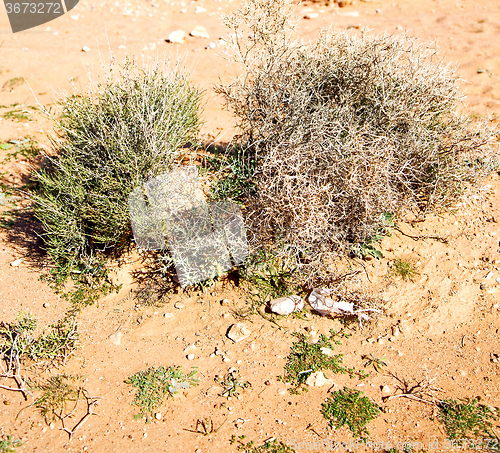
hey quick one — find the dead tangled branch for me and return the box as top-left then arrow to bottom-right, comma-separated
216,0 -> 498,283
383,370 -> 443,405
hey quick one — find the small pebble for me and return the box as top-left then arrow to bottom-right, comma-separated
82,46 -> 91,52
187,354 -> 195,360
174,302 -> 184,309
166,30 -> 186,44
155,412 -> 162,420
303,13 -> 318,19
43,302 -> 50,308
10,259 -> 22,267
190,25 -> 210,39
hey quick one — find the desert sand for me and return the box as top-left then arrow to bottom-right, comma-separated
0,0 -> 499,452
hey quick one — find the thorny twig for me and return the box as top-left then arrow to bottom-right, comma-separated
57,390 -> 101,440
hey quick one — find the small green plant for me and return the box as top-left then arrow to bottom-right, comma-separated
438,398 -> 500,444
215,369 -> 252,398
230,435 -> 295,453
362,353 -> 388,373
279,329 -> 367,394
321,387 -> 380,439
0,435 -> 22,453
125,366 -> 199,423
391,259 -> 419,282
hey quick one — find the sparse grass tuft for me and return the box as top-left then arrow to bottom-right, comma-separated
391,259 -> 419,282
35,374 -> 81,424
321,387 -> 380,438
34,374 -> 100,439
230,435 -> 295,453
0,311 -> 78,365
240,250 -> 300,302
438,398 -> 500,445
185,417 -> 226,436
279,329 -> 367,394
125,366 -> 199,423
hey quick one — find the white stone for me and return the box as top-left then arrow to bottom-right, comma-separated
194,6 -> 207,13
381,385 -> 391,394
306,371 -> 328,387
187,354 -> 195,360
109,332 -> 123,345
227,323 -> 251,343
339,11 -> 360,17
10,259 -> 22,267
167,30 -> 186,44
303,13 -> 319,19
190,25 -> 210,39
320,347 -> 333,356
270,295 -> 304,315
82,46 -> 91,52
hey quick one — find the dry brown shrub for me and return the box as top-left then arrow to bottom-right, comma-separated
216,0 -> 498,284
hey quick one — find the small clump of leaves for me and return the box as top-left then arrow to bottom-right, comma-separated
215,369 -> 252,398
362,353 -> 388,374
321,387 -> 381,439
230,435 -> 295,453
125,366 -> 199,423
0,435 -> 22,453
278,329 -> 367,394
438,398 -> 500,445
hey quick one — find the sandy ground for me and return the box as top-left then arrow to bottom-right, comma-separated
0,0 -> 499,452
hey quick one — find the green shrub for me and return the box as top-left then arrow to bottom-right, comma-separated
217,0 -> 498,283
438,398 -> 499,445
125,365 -> 199,423
321,387 -> 380,438
279,330 -> 367,394
32,57 -> 202,276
